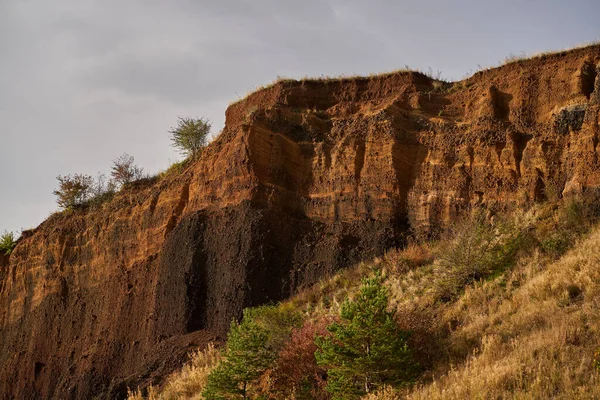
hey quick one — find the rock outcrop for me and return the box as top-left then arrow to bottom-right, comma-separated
1,45 -> 600,399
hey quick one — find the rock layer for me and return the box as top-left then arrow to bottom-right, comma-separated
1,45 -> 600,399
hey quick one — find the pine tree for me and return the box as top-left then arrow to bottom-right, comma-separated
315,273 -> 418,399
203,311 -> 276,399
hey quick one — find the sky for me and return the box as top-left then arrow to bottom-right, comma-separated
1,0 -> 599,234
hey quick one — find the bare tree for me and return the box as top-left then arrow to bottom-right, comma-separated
111,153 -> 144,186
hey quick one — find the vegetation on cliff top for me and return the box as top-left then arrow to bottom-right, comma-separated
48,117 -> 209,214
0,231 -> 17,256
127,191 -> 600,399
169,117 -> 211,158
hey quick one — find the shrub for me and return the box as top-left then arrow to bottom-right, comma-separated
203,312 -> 275,399
245,303 -> 303,350
53,174 -> 94,209
169,117 -> 211,158
267,318 -> 333,399
0,231 -> 17,255
315,273 -> 418,399
537,194 -> 600,258
384,243 -> 433,273
86,173 -> 116,208
111,153 -> 144,186
433,211 -> 525,301
53,173 -> 117,210
202,304 -> 302,399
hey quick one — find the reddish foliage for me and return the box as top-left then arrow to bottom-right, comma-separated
266,316 -> 335,399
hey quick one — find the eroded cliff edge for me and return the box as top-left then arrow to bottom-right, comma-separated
1,45 -> 600,399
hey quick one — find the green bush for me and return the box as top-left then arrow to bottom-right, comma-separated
245,303 -> 303,350
315,273 -> 418,399
53,174 -> 94,210
203,305 -> 302,399
169,117 -> 211,158
0,231 -> 17,256
539,232 -> 571,257
434,212 -> 526,302
203,314 -> 273,399
594,347 -> 600,372
53,173 -> 117,211
538,195 -> 600,258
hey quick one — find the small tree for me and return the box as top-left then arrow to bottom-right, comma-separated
87,173 -> 117,207
53,174 -> 94,209
315,273 -> 418,399
203,311 -> 276,399
268,318 -> 332,399
169,116 -> 211,158
0,231 -> 17,255
111,153 -> 144,186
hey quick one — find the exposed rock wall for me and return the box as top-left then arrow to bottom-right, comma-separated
1,45 -> 600,399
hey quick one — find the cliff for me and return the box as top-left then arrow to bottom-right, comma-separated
1,45 -> 600,399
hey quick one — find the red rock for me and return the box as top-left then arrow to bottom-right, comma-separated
1,45 -> 599,399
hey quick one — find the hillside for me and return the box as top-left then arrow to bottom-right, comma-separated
1,44 -> 600,399
131,197 -> 600,399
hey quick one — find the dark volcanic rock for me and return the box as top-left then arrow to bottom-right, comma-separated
1,45 -> 600,399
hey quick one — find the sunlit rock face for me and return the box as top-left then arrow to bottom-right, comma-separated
1,45 -> 599,399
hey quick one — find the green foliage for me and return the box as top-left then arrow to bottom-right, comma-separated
539,233 -> 571,257
203,305 -> 301,399
434,212 -> 526,301
169,116 -> 211,158
159,159 -> 190,180
246,303 -> 303,349
53,174 -> 94,210
315,273 -> 418,399
86,173 -> 116,208
53,173 -> 117,211
0,231 -> 17,255
594,347 -> 600,372
538,195 -> 600,258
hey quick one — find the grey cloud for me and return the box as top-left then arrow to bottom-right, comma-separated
76,0 -> 383,106
1,0 -> 599,234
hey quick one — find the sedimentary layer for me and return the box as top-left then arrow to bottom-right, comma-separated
1,45 -> 600,399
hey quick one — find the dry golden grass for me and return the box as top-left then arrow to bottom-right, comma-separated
228,67 -> 448,107
368,227 -> 600,399
127,386 -> 159,400
362,385 -> 402,399
229,42 -> 600,110
499,41 -> 600,67
127,343 -> 221,400
384,242 -> 434,274
134,198 -> 600,400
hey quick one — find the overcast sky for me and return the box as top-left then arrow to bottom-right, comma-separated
1,0 -> 599,234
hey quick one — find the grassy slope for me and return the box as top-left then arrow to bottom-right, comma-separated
406,228 -> 600,399
132,199 -> 600,399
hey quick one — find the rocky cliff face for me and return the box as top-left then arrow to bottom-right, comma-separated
1,45 -> 600,399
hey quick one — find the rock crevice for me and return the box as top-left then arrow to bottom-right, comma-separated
2,45 -> 600,399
